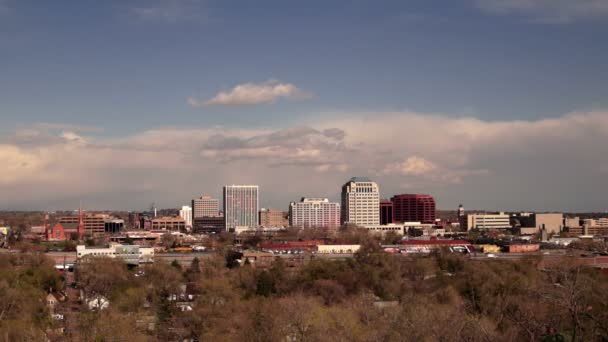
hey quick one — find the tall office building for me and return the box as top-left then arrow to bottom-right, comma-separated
289,198 -> 341,228
391,194 -> 436,224
223,185 -> 259,230
341,177 -> 380,226
179,206 -> 193,228
192,196 -> 220,218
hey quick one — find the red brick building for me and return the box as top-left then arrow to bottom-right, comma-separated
391,194 -> 436,224
47,223 -> 79,240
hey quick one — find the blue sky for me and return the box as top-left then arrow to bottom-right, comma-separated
1,0 -> 608,211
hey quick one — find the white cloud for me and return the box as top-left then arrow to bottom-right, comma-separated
190,80 -> 312,107
383,156 -> 438,176
1,110 -> 608,211
474,0 -> 608,23
132,0 -> 205,23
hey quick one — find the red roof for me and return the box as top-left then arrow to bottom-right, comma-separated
260,240 -> 324,249
399,239 -> 471,246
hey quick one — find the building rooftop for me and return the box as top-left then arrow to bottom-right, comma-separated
349,176 -> 372,182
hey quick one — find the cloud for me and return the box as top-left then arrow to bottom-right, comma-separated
131,0 -> 206,23
190,80 -> 312,107
473,0 -> 608,23
1,111 -> 608,211
383,156 -> 438,176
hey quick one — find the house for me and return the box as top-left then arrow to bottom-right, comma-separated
46,292 -> 66,314
80,290 -> 110,311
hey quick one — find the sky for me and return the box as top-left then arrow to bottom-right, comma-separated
1,0 -> 608,212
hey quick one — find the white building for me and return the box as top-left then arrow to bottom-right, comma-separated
179,206 -> 192,228
362,223 -> 407,235
462,213 -> 511,231
76,243 -> 154,265
224,185 -> 259,230
192,196 -> 220,218
341,177 -> 380,226
316,244 -> 361,254
289,198 -> 340,228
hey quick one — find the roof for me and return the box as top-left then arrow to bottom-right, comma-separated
399,239 -> 471,246
58,222 -> 79,230
349,176 -> 371,182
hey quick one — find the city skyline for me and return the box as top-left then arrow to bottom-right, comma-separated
1,1 -> 608,212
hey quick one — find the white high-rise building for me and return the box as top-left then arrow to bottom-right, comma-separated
341,177 -> 380,226
179,206 -> 192,228
289,198 -> 340,228
192,196 -> 220,218
223,185 -> 259,230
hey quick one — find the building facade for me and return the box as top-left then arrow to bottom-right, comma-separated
192,215 -> 225,234
59,213 -> 108,237
380,200 -> 393,225
391,194 -> 436,224
76,244 -> 154,265
289,198 -> 341,228
151,217 -> 186,231
179,206 -> 193,228
259,208 -> 287,227
104,219 -> 124,234
224,185 -> 259,230
192,196 -> 220,218
341,177 -> 380,226
461,213 -> 511,231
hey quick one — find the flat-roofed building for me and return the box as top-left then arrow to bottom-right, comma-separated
59,213 -> 108,237
341,177 -> 380,226
259,208 -> 288,227
151,217 -> 186,232
290,198 -> 340,228
391,194 -> 436,224
363,223 -> 406,235
512,213 -> 563,235
192,196 -> 220,218
461,213 -> 511,231
193,215 -> 225,234
224,185 -> 259,230
104,219 -> 124,234
76,243 -> 154,265
179,206 -> 193,228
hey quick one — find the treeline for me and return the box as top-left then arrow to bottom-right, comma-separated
2,245 -> 608,341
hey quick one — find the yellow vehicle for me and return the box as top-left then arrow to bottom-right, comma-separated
173,247 -> 193,253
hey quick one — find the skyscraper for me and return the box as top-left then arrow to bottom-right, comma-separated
223,185 -> 259,230
341,177 -> 380,226
391,194 -> 436,224
289,198 -> 340,228
192,196 -> 220,218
